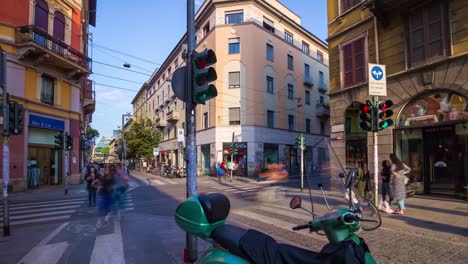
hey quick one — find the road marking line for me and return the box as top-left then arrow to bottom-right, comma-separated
90,220 -> 125,264
159,178 -> 177,184
0,209 -> 75,221
151,179 -> 167,185
0,215 -> 71,227
0,205 -> 81,216
7,201 -> 85,210
17,241 -> 68,264
38,222 -> 70,246
6,198 -> 86,207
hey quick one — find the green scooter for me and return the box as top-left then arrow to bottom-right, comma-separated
175,168 -> 381,263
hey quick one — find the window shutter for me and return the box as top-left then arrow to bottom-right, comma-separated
229,108 -> 240,122
427,3 -> 443,58
229,72 -> 240,87
53,11 -> 65,41
410,12 -> 425,63
35,0 -> 49,31
343,43 -> 353,86
354,38 -> 365,83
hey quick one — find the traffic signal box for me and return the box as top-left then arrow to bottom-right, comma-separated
230,144 -> 238,156
296,134 -> 306,151
66,133 -> 73,151
193,49 -> 218,104
378,100 -> 394,130
359,100 -> 373,132
8,101 -> 24,135
54,132 -> 64,150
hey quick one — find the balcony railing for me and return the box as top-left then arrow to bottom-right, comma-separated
316,102 -> 330,118
156,118 -> 167,128
166,110 -> 180,122
16,26 -> 91,71
304,76 -> 313,86
318,82 -> 328,93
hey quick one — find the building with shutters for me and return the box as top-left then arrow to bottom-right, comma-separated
327,0 -> 468,198
0,0 -> 96,191
140,0 -> 330,177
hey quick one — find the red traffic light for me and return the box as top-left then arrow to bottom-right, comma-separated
359,100 -> 372,113
379,100 -> 393,111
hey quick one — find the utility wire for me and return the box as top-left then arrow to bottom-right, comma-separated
92,73 -> 144,84
92,43 -> 161,66
94,82 -> 139,92
94,48 -> 153,73
93,61 -> 152,76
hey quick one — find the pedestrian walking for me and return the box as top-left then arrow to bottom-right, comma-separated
390,153 -> 411,215
355,161 -> 369,199
97,166 -> 115,225
85,167 -> 99,207
380,160 -> 393,213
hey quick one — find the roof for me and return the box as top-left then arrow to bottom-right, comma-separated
131,82 -> 149,104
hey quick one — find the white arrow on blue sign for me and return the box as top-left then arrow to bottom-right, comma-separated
153,148 -> 159,156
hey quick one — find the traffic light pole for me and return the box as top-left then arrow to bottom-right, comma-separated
300,146 -> 304,192
185,0 -> 198,262
64,133 -> 69,195
372,96 -> 379,207
1,50 -> 11,236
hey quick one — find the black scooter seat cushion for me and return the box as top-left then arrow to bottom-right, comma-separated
211,224 -> 249,259
198,193 -> 230,223
240,229 -> 321,264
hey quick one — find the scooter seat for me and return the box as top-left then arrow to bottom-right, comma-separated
198,193 -> 230,223
211,224 -> 249,259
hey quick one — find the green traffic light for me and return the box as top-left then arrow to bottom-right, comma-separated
379,119 -> 394,129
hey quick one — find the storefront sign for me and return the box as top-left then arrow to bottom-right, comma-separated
368,63 -> 387,96
29,114 -> 65,131
331,124 -> 344,133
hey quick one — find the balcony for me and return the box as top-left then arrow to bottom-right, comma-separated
303,76 -> 313,87
165,96 -> 171,104
15,26 -> 91,79
316,102 -> 330,118
83,79 -> 95,115
156,118 -> 167,128
166,110 -> 180,123
318,82 -> 328,94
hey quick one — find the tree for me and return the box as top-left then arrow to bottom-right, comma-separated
85,126 -> 100,140
102,146 -> 110,155
124,117 -> 161,159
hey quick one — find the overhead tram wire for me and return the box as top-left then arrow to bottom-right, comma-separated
94,47 -> 154,73
92,73 -> 144,85
92,43 -> 161,66
94,82 -> 139,92
93,61 -> 152,76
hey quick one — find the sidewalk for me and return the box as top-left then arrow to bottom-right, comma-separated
1,183 -> 87,204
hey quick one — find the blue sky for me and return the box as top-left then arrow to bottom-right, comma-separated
90,0 -> 327,138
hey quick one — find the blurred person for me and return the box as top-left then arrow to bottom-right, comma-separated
112,164 -> 129,216
355,161 -> 370,199
390,154 -> 411,215
85,167 -> 99,207
97,166 -> 115,225
257,163 -> 288,185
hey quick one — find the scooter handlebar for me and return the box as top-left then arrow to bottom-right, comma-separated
292,224 -> 310,231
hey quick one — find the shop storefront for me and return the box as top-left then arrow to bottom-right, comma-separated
284,145 -> 299,175
27,114 -> 65,187
394,91 -> 467,198
223,142 -> 247,176
201,144 -> 211,175
263,143 -> 279,168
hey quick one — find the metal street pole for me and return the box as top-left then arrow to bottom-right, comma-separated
185,0 -> 198,262
231,132 -> 234,182
64,133 -> 69,195
372,96 -> 379,206
300,138 -> 304,192
1,50 -> 11,236
121,114 -> 125,168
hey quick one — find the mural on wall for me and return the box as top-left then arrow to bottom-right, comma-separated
398,91 -> 468,127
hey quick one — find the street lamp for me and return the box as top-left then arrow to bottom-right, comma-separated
121,113 -> 132,172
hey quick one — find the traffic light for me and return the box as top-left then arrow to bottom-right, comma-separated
193,49 -> 218,104
8,101 -> 24,135
378,100 -> 394,130
359,100 -> 373,131
54,132 -> 64,150
296,134 -> 306,151
66,133 -> 73,151
230,144 -> 238,156
80,137 -> 88,151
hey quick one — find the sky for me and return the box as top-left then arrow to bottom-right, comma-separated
90,0 -> 328,138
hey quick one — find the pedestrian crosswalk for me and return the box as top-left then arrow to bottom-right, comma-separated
206,180 -> 286,201
148,177 -> 184,186
0,197 -> 86,227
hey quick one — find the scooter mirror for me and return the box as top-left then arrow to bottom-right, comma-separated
338,173 -> 345,179
290,196 -> 302,209
344,168 -> 356,189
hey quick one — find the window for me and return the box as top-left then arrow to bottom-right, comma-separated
317,51 -> 324,62
203,23 -> 210,36
203,112 -> 208,129
408,1 -> 448,66
320,122 -> 325,136
53,11 -> 65,42
229,72 -> 240,88
225,12 -> 243,24
41,76 -> 54,105
288,115 -> 295,131
229,107 -> 240,125
229,38 -> 240,54
284,31 -> 293,44
263,17 -> 275,33
287,84 -> 294,100
304,64 -> 310,80
168,66 -> 172,76
306,119 -> 311,133
267,110 -> 275,128
174,126 -> 177,138
302,42 -> 310,55
175,58 -> 179,68
319,96 -> 324,104
319,71 -> 325,86
305,91 -> 311,105
287,55 -> 294,70
342,37 -> 365,87
341,0 -> 361,13
266,44 -> 274,61
34,0 -> 49,31
266,76 -> 274,93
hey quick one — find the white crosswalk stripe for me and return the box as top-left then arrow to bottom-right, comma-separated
206,181 -> 271,198
149,177 -> 184,186
0,197 -> 87,227
85,193 -> 135,214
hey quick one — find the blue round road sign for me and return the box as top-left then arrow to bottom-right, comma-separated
371,66 -> 384,81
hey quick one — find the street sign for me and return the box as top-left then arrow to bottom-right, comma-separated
153,147 -> 159,156
171,66 -> 187,102
177,128 -> 184,143
368,63 -> 387,96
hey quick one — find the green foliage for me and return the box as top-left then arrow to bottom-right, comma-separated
124,117 -> 161,159
85,126 -> 100,140
102,146 -> 110,155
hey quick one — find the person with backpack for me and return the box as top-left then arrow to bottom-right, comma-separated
84,167 -> 99,207
390,154 -> 411,215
